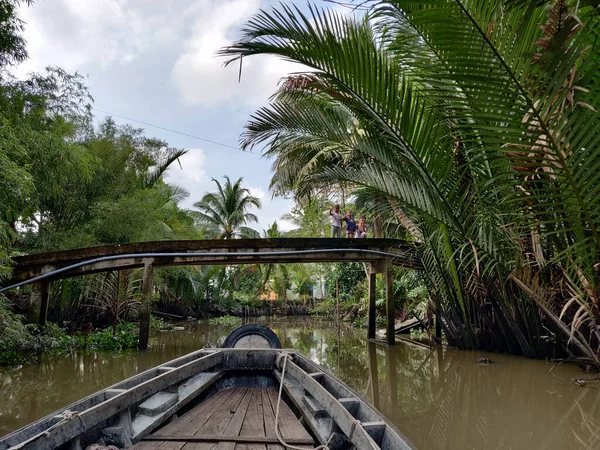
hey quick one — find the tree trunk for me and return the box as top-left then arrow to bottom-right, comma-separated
255,264 -> 273,299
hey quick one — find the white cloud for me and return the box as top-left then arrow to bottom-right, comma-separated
179,149 -> 207,183
248,186 -> 266,202
14,0 -> 174,76
164,148 -> 210,208
247,185 -> 294,233
171,0 -> 304,108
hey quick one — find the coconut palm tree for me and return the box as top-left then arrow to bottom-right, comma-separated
221,1 -> 600,367
193,176 -> 261,239
255,221 -> 288,298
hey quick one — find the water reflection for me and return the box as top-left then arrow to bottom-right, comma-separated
1,317 -> 599,449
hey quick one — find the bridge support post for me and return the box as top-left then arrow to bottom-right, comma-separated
29,280 -> 50,325
138,260 -> 154,351
367,267 -> 377,340
385,259 -> 395,345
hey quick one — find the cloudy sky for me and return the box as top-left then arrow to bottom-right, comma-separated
15,0 -> 343,232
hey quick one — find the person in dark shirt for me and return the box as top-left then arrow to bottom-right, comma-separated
343,210 -> 357,238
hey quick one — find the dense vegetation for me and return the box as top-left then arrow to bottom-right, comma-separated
0,1 -> 429,365
222,0 -> 600,368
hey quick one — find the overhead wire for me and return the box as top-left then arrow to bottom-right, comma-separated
91,107 -> 260,157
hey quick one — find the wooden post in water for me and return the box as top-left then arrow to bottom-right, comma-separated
385,259 -> 395,345
138,259 -> 154,351
367,266 -> 377,340
435,313 -> 442,339
336,279 -> 339,325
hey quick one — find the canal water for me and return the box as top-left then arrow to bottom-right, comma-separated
1,317 -> 599,449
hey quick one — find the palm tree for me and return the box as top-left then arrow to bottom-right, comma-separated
221,1 -> 600,367
193,176 -> 261,239
255,222 -> 285,298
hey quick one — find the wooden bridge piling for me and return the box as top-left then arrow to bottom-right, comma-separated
367,258 -> 395,345
367,269 -> 377,340
138,260 -> 154,351
385,259 -> 395,345
29,280 -> 50,326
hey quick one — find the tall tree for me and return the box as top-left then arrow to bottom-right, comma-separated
0,0 -> 32,67
193,176 -> 262,239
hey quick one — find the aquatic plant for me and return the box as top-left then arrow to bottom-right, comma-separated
208,315 -> 243,326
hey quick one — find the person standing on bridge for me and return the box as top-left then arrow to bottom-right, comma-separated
355,216 -> 368,238
329,204 -> 342,238
343,210 -> 357,238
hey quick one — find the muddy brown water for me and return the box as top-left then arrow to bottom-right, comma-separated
1,317 -> 599,449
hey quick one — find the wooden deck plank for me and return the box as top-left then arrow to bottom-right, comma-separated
133,443 -> 164,450
262,390 -> 286,450
265,388 -> 312,442
133,441 -> 187,450
159,389 -> 234,436
142,388 -> 313,450
143,436 -> 312,445
182,444 -> 217,450
161,443 -> 189,450
261,390 -> 277,441
214,388 -> 254,450
239,389 -> 266,438
194,388 -> 247,436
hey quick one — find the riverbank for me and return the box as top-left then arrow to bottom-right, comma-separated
0,298 -> 177,365
1,317 -> 598,449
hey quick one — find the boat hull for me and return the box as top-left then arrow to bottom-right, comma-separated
0,349 -> 414,450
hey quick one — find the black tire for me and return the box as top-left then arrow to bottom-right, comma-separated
222,324 -> 282,349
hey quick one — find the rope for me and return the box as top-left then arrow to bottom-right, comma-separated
9,410 -> 84,450
275,353 -> 329,450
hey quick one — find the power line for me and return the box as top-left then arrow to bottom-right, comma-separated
92,107 -> 259,156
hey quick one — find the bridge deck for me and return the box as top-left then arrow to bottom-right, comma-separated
6,238 -> 421,284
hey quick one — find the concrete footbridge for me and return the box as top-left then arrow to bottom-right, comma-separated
1,238 -> 422,349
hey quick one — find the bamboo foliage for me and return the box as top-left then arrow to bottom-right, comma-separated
221,0 -> 600,366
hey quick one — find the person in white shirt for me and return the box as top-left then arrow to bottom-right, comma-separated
329,204 -> 342,237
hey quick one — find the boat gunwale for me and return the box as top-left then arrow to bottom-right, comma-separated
285,352 -> 416,450
0,350 -> 222,450
1,348 -> 217,446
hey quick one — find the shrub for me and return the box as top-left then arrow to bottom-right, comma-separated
150,315 -> 174,331
0,297 -> 139,365
63,323 -> 138,351
208,315 -> 242,326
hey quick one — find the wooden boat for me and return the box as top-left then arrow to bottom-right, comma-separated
0,325 -> 414,450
